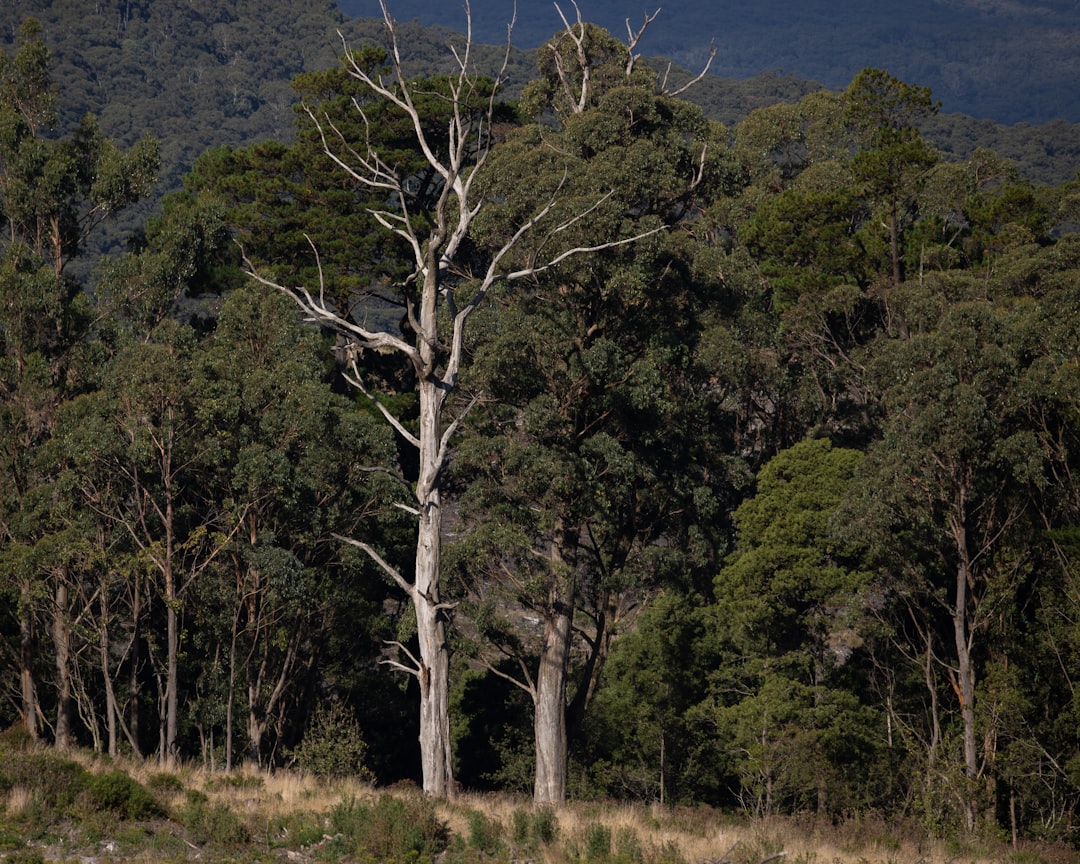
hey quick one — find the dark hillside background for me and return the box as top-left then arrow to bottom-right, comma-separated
1,0 -> 1078,245
338,0 -> 1080,125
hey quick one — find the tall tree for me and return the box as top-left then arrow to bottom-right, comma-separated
448,17 -> 724,803
245,1 -> 661,798
0,18 -> 157,744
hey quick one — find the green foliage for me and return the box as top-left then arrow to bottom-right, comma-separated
0,751 -> 89,817
531,806 -> 559,846
289,698 -> 373,781
329,793 -> 449,864
584,821 -> 612,860
465,809 -> 502,854
84,770 -> 162,820
179,790 -> 250,846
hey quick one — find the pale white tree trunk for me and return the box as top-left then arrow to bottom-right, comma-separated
533,577 -> 574,804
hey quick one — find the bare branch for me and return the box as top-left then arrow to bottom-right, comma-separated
552,2 -> 590,113
380,640 -> 423,678
624,9 -> 660,78
660,40 -> 717,97
333,532 -> 413,595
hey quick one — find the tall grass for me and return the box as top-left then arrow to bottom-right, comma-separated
0,744 -> 1070,864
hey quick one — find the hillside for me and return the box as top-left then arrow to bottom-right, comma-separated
337,0 -> 1080,125
1,0 -> 1077,225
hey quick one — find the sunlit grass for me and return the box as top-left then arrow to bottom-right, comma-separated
0,746 -> 1069,864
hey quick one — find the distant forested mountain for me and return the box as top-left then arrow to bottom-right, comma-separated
1,0 -> 1077,223
338,0 -> 1080,125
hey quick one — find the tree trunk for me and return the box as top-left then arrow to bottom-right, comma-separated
413,451 -> 453,797
128,573 -> 142,756
534,523 -> 577,804
19,580 -> 39,740
952,518 -> 977,832
410,255 -> 454,798
53,578 -> 72,750
99,588 -> 119,757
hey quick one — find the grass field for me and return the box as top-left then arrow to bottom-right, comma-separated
0,736 -> 1073,864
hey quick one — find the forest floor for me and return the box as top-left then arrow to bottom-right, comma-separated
0,744 -> 1073,864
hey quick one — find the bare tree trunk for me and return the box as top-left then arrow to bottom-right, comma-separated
19,580 -> 40,740
99,589 -> 119,757
128,573 -> 142,756
534,521 -> 577,804
954,555 -> 977,831
53,578 -> 72,750
414,368 -> 453,794
534,582 -> 573,804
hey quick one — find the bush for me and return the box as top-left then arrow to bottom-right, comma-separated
532,806 -> 558,846
0,751 -> 88,817
85,770 -> 162,819
330,793 -> 448,864
178,790 -> 250,845
614,826 -> 642,863
466,808 -> 502,854
511,808 -> 530,846
585,822 -> 612,861
290,698 -> 373,781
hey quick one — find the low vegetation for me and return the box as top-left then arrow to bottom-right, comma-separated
0,738 -> 1072,864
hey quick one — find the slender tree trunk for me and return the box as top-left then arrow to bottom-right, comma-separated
128,573 -> 142,756
952,515 -> 977,832
99,588 -> 119,757
19,581 -> 39,740
53,578 -> 73,750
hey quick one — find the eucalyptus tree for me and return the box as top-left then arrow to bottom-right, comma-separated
843,292 -> 1046,831
245,2 -> 663,798
445,17 -> 727,802
189,283 -> 401,768
0,18 -> 157,744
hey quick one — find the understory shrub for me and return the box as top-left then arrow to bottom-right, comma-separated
290,698 -> 373,781
330,793 -> 448,864
178,790 -> 250,845
85,770 -> 162,819
0,751 -> 88,819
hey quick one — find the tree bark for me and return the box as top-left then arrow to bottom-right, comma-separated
534,526 -> 577,804
53,577 -> 72,750
413,352 -> 454,797
19,580 -> 39,740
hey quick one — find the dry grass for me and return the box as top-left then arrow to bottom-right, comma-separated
2,749 -> 1068,864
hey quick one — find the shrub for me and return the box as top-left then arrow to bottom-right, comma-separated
85,770 -> 162,819
146,772 -> 183,793
466,808 -> 501,854
290,698 -> 373,781
531,806 -> 558,846
614,826 -> 642,863
0,751 -> 88,817
585,822 -> 612,861
330,793 -> 448,864
179,790 -> 250,845
511,808 -> 530,846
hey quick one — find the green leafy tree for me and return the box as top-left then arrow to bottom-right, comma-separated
711,438 -> 879,815
449,23 -> 728,803
0,18 -> 156,746
844,294 -> 1046,831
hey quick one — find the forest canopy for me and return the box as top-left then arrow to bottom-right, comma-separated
4,0 -> 1080,850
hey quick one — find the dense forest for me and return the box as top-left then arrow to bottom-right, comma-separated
5,0 -> 1080,851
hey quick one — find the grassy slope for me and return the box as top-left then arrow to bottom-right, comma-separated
0,739 -> 1074,864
